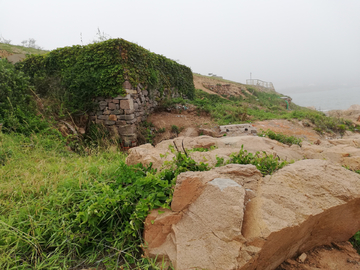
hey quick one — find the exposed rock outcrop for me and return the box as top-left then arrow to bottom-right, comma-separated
127,135 -> 360,171
143,160 -> 360,270
126,135 -> 360,269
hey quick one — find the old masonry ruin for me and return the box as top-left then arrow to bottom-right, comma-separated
89,81 -> 180,147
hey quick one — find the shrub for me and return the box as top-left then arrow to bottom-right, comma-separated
0,59 -> 54,135
259,129 -> 302,146
216,145 -> 289,175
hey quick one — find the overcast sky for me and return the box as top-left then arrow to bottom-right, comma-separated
1,0 -> 359,93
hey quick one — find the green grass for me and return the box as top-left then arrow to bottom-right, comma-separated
0,132 -> 159,269
163,89 -> 357,135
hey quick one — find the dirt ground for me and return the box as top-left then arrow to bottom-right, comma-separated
147,108 -> 322,145
277,242 -> 360,270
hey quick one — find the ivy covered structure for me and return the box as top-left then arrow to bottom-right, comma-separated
17,38 -> 195,145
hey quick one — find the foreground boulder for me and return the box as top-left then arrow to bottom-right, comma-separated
143,160 -> 360,270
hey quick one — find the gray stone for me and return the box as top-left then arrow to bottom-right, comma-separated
117,114 -> 135,120
99,101 -> 107,106
134,103 -> 139,110
124,109 -> 135,114
142,90 -> 148,96
118,124 -> 136,135
97,115 -> 108,120
112,109 -> 122,115
116,120 -> 127,125
126,119 -> 137,124
105,120 -> 115,126
109,103 -> 116,110
99,105 -> 106,110
120,99 -> 134,110
123,81 -> 132,89
103,110 -> 111,115
116,104 -> 120,110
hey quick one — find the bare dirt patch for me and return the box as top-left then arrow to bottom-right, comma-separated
147,108 -> 220,144
277,241 -> 360,270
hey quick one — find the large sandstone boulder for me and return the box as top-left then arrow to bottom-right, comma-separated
143,160 -> 360,270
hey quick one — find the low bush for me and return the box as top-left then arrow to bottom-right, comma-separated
0,59 -> 55,135
216,145 -> 289,175
259,129 -> 302,146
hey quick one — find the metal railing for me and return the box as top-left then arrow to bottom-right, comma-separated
246,79 -> 274,90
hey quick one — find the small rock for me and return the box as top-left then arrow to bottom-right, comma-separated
298,253 -> 307,263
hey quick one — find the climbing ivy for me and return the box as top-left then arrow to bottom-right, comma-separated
17,39 -> 195,114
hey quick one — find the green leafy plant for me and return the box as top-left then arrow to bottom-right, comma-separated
0,59 -> 56,135
17,39 -> 195,115
216,145 -> 289,176
259,129 -> 302,146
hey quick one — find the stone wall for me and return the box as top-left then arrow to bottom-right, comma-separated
89,81 -> 179,146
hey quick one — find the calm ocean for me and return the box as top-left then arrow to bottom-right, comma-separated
281,86 -> 360,111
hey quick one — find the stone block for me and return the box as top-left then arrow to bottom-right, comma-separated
103,110 -> 110,115
109,115 -> 117,121
109,103 -> 116,110
120,99 -> 134,110
118,124 -> 136,135
97,115 -> 108,120
105,98 -> 112,103
123,81 -> 132,89
134,103 -> 139,110
117,114 -> 135,120
112,99 -> 119,104
99,101 -> 107,106
112,109 -> 122,115
127,119 -> 137,124
105,120 -> 115,126
114,94 -> 130,100
142,90 -> 148,96
116,120 -> 127,125
124,109 -> 135,114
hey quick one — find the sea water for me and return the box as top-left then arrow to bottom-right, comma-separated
281,86 -> 360,111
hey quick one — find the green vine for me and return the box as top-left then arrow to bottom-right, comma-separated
16,39 -> 195,114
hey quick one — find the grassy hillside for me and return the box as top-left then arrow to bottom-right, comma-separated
0,42 -> 48,56
1,42 -> 360,269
